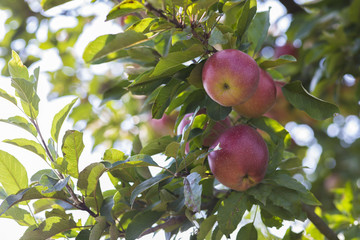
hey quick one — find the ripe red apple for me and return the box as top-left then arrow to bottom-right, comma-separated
233,69 -> 277,118
202,49 -> 260,106
177,111 -> 232,151
274,42 -> 298,58
208,124 -> 269,191
149,113 -> 177,137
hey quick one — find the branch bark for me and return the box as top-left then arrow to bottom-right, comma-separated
139,216 -> 187,237
278,0 -> 305,14
302,204 -> 339,240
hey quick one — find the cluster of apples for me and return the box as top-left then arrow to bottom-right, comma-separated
179,49 -> 276,191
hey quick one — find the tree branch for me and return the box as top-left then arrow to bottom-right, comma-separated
144,1 -> 184,29
302,204 -> 339,240
278,0 -> 305,14
139,216 -> 187,237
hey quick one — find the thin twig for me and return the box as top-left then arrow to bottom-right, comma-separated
139,216 -> 187,237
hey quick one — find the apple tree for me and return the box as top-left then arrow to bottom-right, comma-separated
0,0 -> 359,239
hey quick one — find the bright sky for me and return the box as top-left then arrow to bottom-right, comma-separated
0,1 -> 314,239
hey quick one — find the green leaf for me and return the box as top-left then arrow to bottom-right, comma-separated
246,183 -> 273,205
0,88 -> 17,106
51,98 -> 78,143
0,206 -> 36,226
103,148 -> 127,163
165,142 -> 180,158
4,138 -> 47,161
236,223 -> 257,240
77,163 -> 107,196
0,116 -> 37,137
140,135 -> 175,155
76,230 -> 91,240
247,10 -> 270,54
217,192 -> 248,236
183,172 -> 202,213
209,27 -> 229,46
205,97 -> 232,121
101,80 -> 131,105
11,77 -> 40,119
150,44 -> 204,77
197,215 -> 217,240
126,210 -> 163,240
89,216 -> 107,240
282,81 -> 339,120
106,0 -> 145,21
236,0 -> 257,40
111,154 -> 159,169
39,175 -> 69,193
259,55 -> 297,69
152,78 -> 183,119
8,51 -> 29,81
41,0 -> 72,10
61,130 -> 84,178
154,30 -> 172,56
130,173 -> 172,206
20,216 -> 77,240
0,150 -> 28,195
0,186 -> 70,216
83,30 -> 148,63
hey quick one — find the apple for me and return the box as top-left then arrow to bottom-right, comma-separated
202,49 -> 260,106
233,69 -> 277,118
274,42 -> 298,58
149,113 -> 177,137
208,124 -> 269,191
177,111 -> 232,151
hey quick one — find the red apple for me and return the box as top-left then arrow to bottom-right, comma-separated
202,49 -> 260,107
177,111 -> 232,151
233,69 -> 277,118
208,124 -> 269,191
149,113 -> 177,136
274,42 -> 298,58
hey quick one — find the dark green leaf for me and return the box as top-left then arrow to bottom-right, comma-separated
236,0 -> 257,40
183,172 -> 202,212
101,80 -> 131,105
140,135 -> 175,155
150,44 -> 204,77
0,186 -> 70,216
77,163 -> 107,196
20,217 -> 77,240
83,30 -> 148,63
0,116 -> 37,137
4,138 -> 46,161
197,215 -> 217,240
152,78 -> 183,119
130,173 -> 172,206
282,81 -> 339,120
61,130 -> 84,178
41,0 -> 73,11
0,150 -> 28,195
205,97 -> 232,121
217,192 -> 248,236
236,223 -> 257,240
209,27 -> 228,46
247,10 -> 270,54
76,230 -> 91,240
126,210 -> 163,240
259,55 -> 297,69
51,98 -> 78,143
89,216 -> 107,240
106,0 -> 145,21
154,30 -> 172,56
246,183 -> 273,205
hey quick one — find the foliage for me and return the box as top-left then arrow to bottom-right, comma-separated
0,0 -> 359,239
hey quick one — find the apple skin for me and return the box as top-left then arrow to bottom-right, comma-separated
149,113 -> 177,137
177,111 -> 232,151
202,49 -> 260,107
274,43 -> 298,58
233,69 -> 277,118
208,124 -> 269,191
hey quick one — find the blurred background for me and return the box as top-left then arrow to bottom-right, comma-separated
0,0 -> 359,239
